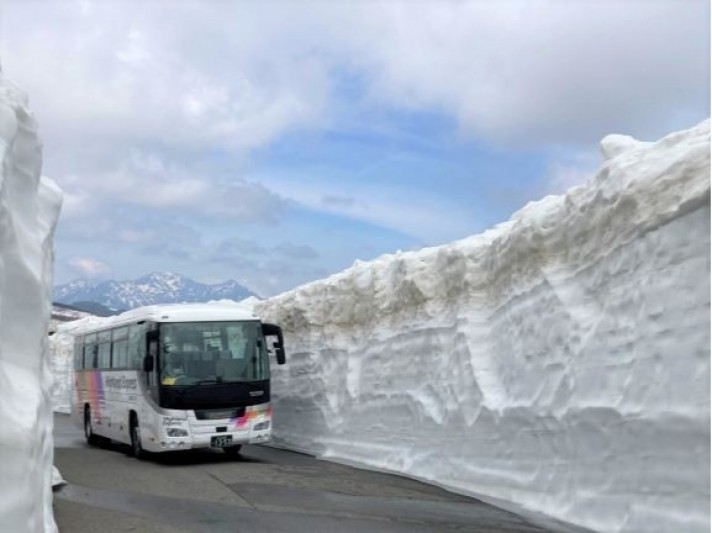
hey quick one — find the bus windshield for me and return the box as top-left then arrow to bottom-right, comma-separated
159,321 -> 269,386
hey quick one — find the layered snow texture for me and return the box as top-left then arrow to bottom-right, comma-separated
51,312 -> 131,415
256,121 -> 710,533
50,317 -> 100,414
0,78 -> 62,532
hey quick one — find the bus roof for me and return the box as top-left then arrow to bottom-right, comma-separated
64,301 -> 259,336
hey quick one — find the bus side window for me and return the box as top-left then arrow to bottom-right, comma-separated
74,336 -> 84,369
113,339 -> 128,368
112,327 -> 129,369
98,342 -> 111,369
84,344 -> 97,369
128,323 -> 147,369
97,331 -> 111,369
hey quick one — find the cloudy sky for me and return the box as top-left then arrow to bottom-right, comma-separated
0,0 -> 708,296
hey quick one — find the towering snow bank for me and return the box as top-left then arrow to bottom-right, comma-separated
0,78 -> 62,532
256,120 -> 710,533
50,316 -> 104,414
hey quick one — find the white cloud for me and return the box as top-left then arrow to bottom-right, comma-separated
1,1 -> 706,153
209,237 -> 325,296
544,151 -> 601,195
69,257 -> 111,278
58,188 -> 92,220
339,1 -> 709,145
2,0 -> 707,292
1,1 -> 705,212
57,150 -> 286,222
263,171 -> 479,243
0,2 -> 330,152
116,229 -> 154,244
272,242 -> 319,260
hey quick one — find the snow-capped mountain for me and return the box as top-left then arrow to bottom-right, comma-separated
54,272 -> 257,311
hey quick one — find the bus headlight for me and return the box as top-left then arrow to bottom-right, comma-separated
166,428 -> 189,437
253,421 -> 270,431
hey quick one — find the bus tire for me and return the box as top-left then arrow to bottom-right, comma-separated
223,445 -> 242,456
84,406 -> 101,446
130,417 -> 148,460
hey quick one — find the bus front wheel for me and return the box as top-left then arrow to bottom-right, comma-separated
84,406 -> 101,446
130,418 -> 148,460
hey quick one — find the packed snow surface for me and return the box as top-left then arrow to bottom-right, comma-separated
256,121 -> 710,533
0,77 -> 62,532
50,316 -> 103,414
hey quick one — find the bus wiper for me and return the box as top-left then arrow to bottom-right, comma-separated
219,379 -> 261,387
175,379 -> 224,397
173,378 -> 263,399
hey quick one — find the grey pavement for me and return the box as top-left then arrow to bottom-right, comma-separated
53,413 -> 574,532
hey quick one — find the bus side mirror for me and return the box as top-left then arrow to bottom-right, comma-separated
275,347 -> 286,366
143,355 -> 154,372
261,323 -> 286,365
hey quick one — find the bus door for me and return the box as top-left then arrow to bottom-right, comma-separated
144,328 -> 160,405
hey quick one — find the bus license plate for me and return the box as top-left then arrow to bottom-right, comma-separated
211,435 -> 232,448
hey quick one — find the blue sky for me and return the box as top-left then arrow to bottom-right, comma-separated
0,1 -> 709,296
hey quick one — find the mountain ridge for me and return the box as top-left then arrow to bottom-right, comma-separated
54,272 -> 257,311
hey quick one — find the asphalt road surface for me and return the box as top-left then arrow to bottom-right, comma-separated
53,414 -> 565,533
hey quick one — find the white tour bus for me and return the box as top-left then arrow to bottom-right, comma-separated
70,303 -> 286,458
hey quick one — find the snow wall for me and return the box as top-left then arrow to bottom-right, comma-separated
50,326 -> 73,415
0,78 -> 62,532
256,120 -> 710,533
50,317 -> 103,414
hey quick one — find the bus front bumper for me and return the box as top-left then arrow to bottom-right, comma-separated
148,430 -> 272,452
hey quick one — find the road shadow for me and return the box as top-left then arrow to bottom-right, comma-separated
85,437 -> 269,466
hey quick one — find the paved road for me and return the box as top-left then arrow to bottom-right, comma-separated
53,414 -> 562,532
